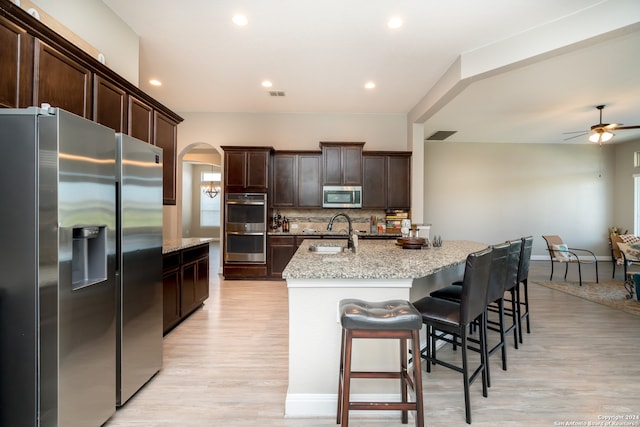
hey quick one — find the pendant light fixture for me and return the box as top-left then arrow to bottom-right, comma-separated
202,165 -> 221,199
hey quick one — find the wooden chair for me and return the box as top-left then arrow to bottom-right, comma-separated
541,235 -> 598,286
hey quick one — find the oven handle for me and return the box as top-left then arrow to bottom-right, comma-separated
225,201 -> 266,206
226,231 -> 265,236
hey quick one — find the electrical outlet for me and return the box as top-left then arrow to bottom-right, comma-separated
291,223 -> 298,229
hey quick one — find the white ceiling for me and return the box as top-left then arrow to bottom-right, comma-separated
102,0 -> 640,144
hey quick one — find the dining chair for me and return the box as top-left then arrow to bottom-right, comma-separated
541,235 -> 598,286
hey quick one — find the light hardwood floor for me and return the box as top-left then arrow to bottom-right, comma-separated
106,246 -> 640,427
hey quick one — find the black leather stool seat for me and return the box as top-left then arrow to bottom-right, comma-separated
339,299 -> 422,331
337,298 -> 424,427
412,297 -> 461,328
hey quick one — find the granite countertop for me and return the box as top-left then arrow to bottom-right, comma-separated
163,237 -> 214,254
282,239 -> 488,280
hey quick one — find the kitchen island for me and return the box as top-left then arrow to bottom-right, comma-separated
282,238 -> 487,417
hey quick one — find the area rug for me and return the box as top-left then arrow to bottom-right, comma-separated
533,279 -> 640,316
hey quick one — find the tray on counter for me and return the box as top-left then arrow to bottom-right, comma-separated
396,237 -> 427,249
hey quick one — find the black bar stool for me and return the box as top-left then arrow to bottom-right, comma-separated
337,299 -> 424,427
517,236 -> 534,342
428,242 -> 510,388
413,247 -> 493,424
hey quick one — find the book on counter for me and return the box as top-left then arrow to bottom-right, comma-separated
385,209 -> 409,233
385,209 -> 409,219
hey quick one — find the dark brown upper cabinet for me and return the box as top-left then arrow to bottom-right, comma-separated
221,146 -> 272,192
0,15 -> 33,108
362,152 -> 411,209
1,3 -> 183,205
154,111 -> 178,205
271,151 -> 322,208
272,153 -> 296,207
320,142 -> 364,186
93,75 -> 126,133
386,154 -> 411,209
297,152 -> 323,207
34,40 -> 91,118
362,154 -> 386,208
128,96 -> 153,144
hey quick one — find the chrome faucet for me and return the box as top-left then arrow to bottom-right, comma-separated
327,213 -> 354,250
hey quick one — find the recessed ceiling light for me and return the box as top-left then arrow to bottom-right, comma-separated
149,79 -> 162,86
387,16 -> 403,29
365,81 -> 376,89
232,14 -> 248,26
261,80 -> 273,88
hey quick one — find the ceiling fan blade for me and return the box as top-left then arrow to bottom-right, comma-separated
564,132 -> 587,141
611,125 -> 640,130
563,130 -> 588,134
603,123 -> 622,130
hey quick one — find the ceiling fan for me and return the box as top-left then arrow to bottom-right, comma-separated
564,105 -> 640,144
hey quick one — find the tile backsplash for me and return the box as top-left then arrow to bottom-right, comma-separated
270,208 -> 387,233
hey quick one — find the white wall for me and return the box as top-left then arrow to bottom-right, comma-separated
423,141 -> 616,258
181,162 -> 193,236
30,0 -> 139,85
176,112 -> 408,153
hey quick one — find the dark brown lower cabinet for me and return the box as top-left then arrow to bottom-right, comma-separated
162,243 -> 210,334
162,252 -> 181,333
268,236 -> 297,278
268,235 -> 322,279
223,264 -> 268,280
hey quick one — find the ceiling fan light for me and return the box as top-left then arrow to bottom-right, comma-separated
588,129 -> 614,144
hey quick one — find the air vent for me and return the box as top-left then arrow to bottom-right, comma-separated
269,91 -> 286,97
425,130 -> 457,141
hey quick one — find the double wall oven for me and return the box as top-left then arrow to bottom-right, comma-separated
224,193 -> 267,263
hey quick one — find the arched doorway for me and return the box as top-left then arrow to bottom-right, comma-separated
180,143 -> 222,239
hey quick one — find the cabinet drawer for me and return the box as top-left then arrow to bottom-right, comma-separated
269,235 -> 295,245
163,252 -> 181,271
182,244 -> 209,263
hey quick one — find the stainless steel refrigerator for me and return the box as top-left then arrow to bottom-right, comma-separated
115,133 -> 163,406
0,107 -> 117,426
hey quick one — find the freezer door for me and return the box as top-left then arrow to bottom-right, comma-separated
116,133 -> 163,405
0,110 -> 40,427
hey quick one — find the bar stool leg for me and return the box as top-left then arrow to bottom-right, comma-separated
411,329 -> 425,427
400,338 -> 408,424
336,328 -> 345,424
340,329 -> 353,427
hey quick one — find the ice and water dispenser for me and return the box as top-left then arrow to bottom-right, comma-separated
71,226 -> 107,290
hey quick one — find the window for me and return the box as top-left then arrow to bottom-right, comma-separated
200,170 -> 221,227
634,174 -> 640,235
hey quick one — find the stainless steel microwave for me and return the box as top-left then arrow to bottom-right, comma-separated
322,185 -> 362,208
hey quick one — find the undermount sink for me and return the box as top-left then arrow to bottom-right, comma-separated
308,244 -> 347,254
